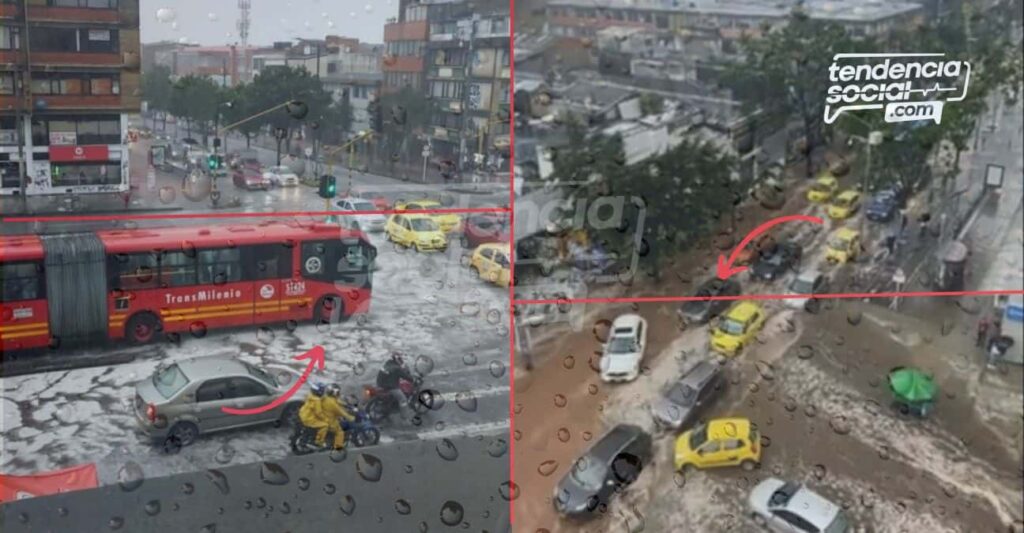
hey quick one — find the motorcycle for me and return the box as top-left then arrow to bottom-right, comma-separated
363,375 -> 428,423
290,402 -> 381,455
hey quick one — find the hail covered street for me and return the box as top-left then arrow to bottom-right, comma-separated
0,227 -> 511,486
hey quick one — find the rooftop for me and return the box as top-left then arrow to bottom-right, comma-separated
547,0 -> 923,22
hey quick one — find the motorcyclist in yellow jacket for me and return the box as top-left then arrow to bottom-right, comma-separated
321,384 -> 356,449
298,382 -> 329,446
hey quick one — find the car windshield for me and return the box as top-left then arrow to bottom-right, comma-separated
607,336 -> 637,354
811,181 -> 832,192
718,318 -> 746,335
688,424 -> 708,449
152,364 -> 190,399
790,278 -> 816,293
351,201 -> 376,211
569,455 -> 607,490
834,196 -> 853,207
410,218 -> 439,231
245,362 -> 278,389
667,383 -> 697,406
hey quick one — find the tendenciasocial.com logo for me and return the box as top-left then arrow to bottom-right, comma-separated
824,53 -> 971,125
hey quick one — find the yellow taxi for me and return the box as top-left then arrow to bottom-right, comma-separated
674,417 -> 762,472
710,301 -> 767,356
806,174 -> 839,203
394,199 -> 462,233
385,213 -> 448,252
825,228 -> 862,264
827,190 -> 862,220
470,242 -> 512,288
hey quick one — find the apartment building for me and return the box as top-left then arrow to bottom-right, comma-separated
425,11 -> 510,167
0,0 -> 141,197
152,44 -> 255,87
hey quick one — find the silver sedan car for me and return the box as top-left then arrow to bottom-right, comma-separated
134,356 -> 305,449
748,477 -> 851,533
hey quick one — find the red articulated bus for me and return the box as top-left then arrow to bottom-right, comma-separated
0,220 -> 377,352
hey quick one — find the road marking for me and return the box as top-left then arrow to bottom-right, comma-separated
436,385 -> 509,402
412,420 -> 510,441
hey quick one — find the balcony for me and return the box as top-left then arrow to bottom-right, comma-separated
29,52 -> 122,67
384,21 -> 428,42
27,5 -> 120,23
0,94 -> 125,111
381,56 -> 423,73
427,65 -> 465,80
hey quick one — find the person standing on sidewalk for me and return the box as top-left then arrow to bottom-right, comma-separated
976,315 -> 991,347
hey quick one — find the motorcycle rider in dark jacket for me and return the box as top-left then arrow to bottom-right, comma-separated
376,354 -> 416,419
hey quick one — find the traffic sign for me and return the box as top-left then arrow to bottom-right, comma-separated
892,268 -> 906,285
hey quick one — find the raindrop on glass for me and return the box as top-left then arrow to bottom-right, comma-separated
553,394 -> 567,407
439,501 -> 464,526
117,462 -> 144,492
356,454 -> 383,482
205,469 -> 230,495
395,499 -> 412,515
537,460 -> 559,477
259,462 -> 290,486
436,438 -> 459,461
489,360 -> 505,378
339,495 -> 356,515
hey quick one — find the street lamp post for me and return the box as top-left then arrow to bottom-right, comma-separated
850,130 -> 883,234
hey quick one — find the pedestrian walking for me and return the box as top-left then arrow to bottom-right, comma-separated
976,315 -> 991,347
987,338 -> 1004,368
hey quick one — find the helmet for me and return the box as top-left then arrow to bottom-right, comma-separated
326,384 -> 342,398
390,353 -> 404,366
310,381 -> 326,396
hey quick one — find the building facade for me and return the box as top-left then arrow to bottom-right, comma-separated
425,11 -> 510,168
0,0 -> 141,197
153,44 -> 254,87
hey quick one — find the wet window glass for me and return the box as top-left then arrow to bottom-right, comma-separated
152,364 -> 190,399
1,261 -> 43,301
197,248 -> 242,285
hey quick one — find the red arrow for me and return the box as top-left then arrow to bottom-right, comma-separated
716,214 -> 824,280
221,345 -> 326,416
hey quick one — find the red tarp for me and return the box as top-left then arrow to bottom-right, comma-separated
0,464 -> 99,503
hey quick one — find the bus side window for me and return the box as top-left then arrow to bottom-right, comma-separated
1,261 -> 45,301
245,244 -> 292,281
197,248 -> 242,285
109,253 -> 159,291
300,241 -> 332,281
160,251 -> 198,287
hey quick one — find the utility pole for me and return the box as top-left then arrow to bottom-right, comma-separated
456,15 -> 478,180
15,0 -> 32,212
857,131 -> 883,235
222,57 -> 228,87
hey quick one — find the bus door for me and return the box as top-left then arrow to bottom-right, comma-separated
246,244 -> 291,325
40,234 -> 108,346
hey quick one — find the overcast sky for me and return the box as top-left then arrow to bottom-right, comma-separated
140,0 -> 396,46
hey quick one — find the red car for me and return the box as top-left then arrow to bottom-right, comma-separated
460,214 -> 510,249
232,167 -> 269,190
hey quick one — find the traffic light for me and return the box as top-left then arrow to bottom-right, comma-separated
206,154 -> 222,170
318,174 -> 337,199
368,99 -> 383,133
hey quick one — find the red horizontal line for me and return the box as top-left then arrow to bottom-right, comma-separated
2,207 -> 511,223
513,289 -> 1024,306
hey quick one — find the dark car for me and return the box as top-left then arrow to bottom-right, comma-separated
553,424 -> 653,518
866,189 -> 901,222
461,214 -> 510,249
678,278 -> 742,325
750,242 -> 803,282
650,360 -> 725,431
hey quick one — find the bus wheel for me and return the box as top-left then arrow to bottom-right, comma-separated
127,313 -> 160,345
315,295 -> 345,324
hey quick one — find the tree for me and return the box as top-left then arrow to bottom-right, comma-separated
141,64 -> 173,129
247,66 -> 333,156
731,11 -> 861,178
170,75 -> 221,144
221,84 -> 260,148
378,86 -> 435,169
549,114 -> 737,280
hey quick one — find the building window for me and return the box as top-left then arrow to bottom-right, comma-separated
327,62 -> 338,74
430,81 -> 462,99
81,29 -> 117,52
0,26 -> 19,50
33,115 -> 121,146
48,0 -> 119,7
435,49 -> 465,66
51,162 -> 122,187
0,73 -> 14,95
30,27 -> 78,52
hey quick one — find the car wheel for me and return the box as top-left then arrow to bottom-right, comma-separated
314,295 -> 345,324
471,265 -> 481,279
126,312 -> 161,345
751,513 -> 768,527
740,459 -> 758,472
166,422 -> 199,448
680,463 -> 696,476
277,402 -> 301,429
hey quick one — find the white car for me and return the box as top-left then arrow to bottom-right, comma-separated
600,314 -> 647,383
332,197 -> 387,232
784,269 -> 830,310
748,478 -> 851,533
263,165 -> 299,187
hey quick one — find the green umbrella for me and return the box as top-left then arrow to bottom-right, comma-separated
888,368 -> 937,403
